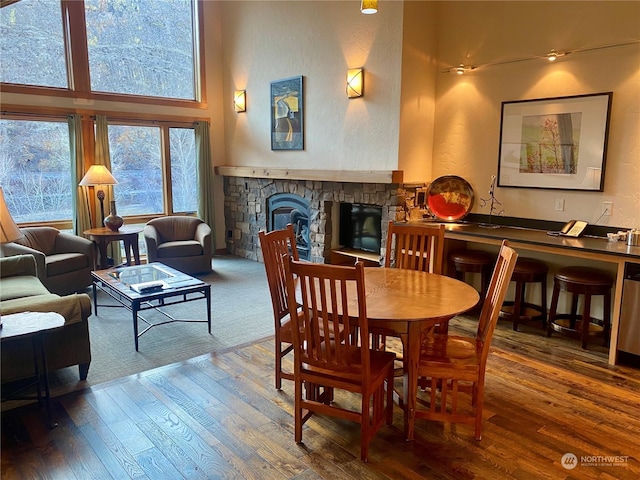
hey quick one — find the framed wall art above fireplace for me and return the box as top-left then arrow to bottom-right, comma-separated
271,75 -> 304,150
497,92 -> 612,191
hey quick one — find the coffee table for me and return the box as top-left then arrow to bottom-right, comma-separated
91,263 -> 211,351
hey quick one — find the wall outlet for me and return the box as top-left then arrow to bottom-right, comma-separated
602,201 -> 613,216
555,198 -> 565,211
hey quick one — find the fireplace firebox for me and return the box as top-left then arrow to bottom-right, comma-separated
268,193 -> 310,260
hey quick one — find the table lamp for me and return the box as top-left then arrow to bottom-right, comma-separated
79,165 -> 118,227
0,187 -> 23,244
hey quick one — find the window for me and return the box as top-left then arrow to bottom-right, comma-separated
0,0 -> 67,88
1,0 -> 202,103
0,118 -> 72,223
108,123 -> 198,217
169,128 -> 198,213
84,0 -> 197,100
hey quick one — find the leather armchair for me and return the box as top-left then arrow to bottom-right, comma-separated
0,227 -> 94,296
144,216 -> 212,274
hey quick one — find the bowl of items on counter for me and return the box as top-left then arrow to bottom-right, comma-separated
425,175 -> 474,222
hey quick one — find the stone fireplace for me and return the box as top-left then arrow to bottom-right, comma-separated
223,177 -> 405,263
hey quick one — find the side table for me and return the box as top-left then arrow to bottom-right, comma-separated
84,226 -> 143,269
1,311 -> 65,428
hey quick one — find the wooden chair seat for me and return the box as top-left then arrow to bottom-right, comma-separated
414,240 -> 518,440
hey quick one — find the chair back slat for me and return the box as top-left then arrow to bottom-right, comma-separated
385,222 -> 445,274
476,240 -> 518,359
285,258 -> 370,377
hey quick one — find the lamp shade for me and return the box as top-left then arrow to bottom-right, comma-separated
0,187 -> 23,244
346,68 -> 364,98
79,165 -> 118,186
234,90 -> 246,112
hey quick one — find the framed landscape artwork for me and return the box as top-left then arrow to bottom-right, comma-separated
497,92 -> 612,191
271,76 -> 304,150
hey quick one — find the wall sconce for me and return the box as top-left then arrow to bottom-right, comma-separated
234,90 -> 246,112
360,0 -> 377,14
346,68 -> 364,98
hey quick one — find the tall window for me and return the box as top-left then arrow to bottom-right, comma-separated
0,118 -> 72,222
1,0 -> 201,102
85,0 -> 196,99
0,0 -> 67,88
109,123 -> 198,217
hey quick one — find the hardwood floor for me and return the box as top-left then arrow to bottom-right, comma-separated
2,316 -> 640,480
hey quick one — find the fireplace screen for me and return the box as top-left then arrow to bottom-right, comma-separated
267,194 -> 310,260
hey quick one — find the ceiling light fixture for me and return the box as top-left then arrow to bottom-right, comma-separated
444,39 -> 639,74
360,0 -> 377,15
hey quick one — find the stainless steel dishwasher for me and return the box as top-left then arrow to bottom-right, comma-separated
618,263 -> 640,362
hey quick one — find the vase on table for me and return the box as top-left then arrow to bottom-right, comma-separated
104,200 -> 124,231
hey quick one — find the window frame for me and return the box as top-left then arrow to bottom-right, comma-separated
1,104 -> 206,229
0,0 -> 207,108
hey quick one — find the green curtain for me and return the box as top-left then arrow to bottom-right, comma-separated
95,115 -> 122,265
69,114 -> 92,236
195,121 -> 216,252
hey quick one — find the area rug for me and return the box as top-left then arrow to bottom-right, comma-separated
45,255 -> 274,398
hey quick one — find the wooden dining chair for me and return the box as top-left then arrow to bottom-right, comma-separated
283,257 -> 396,462
376,221 -> 447,350
258,224 -> 299,390
413,239 -> 518,440
384,221 -> 445,273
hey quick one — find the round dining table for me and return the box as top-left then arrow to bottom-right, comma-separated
360,267 -> 480,441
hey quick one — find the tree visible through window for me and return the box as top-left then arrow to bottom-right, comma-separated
0,0 -> 67,88
0,119 -> 72,222
85,0 -> 196,100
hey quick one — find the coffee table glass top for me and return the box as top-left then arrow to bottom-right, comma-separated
109,264 -> 175,285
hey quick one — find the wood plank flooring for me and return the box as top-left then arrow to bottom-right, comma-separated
2,315 -> 640,479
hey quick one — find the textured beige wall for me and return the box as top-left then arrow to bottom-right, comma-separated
220,1 -> 404,172
432,1 -> 640,228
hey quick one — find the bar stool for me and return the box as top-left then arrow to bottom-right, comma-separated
449,250 -> 495,309
499,258 -> 548,331
546,266 -> 613,349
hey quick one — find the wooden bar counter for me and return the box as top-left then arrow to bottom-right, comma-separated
409,220 -> 640,366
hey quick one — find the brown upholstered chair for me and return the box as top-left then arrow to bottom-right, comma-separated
143,216 -> 212,274
258,224 -> 299,390
284,257 -> 396,462
0,226 -> 94,296
414,240 -> 518,440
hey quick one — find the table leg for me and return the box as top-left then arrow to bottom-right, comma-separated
403,322 -> 422,441
38,334 -> 57,429
132,238 -> 141,265
133,301 -> 140,351
97,239 -> 109,269
206,287 -> 212,334
92,282 -> 98,316
122,239 -> 133,266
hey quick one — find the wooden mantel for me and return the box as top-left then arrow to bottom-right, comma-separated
215,165 -> 403,184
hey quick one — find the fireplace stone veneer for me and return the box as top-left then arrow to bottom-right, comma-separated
223,177 -> 405,263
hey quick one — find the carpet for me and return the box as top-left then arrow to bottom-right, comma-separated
45,255 -> 274,397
